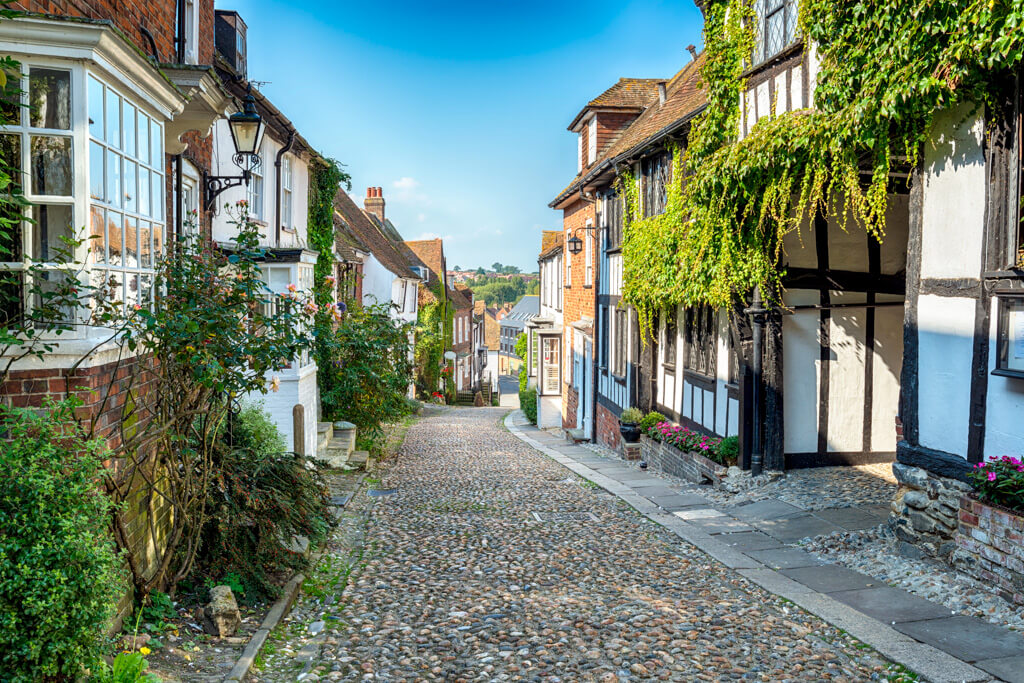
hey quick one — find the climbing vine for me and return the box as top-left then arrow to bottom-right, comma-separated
307,155 -> 351,308
621,0 -> 1024,334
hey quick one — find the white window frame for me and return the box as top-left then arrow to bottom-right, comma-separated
281,154 -> 293,231
588,116 -> 597,165
584,219 -> 593,287
577,133 -> 583,173
183,0 -> 200,65
247,144 -> 264,221
565,231 -> 571,285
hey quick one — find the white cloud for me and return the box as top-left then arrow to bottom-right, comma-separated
417,213 -> 427,222
413,231 -> 454,242
393,177 -> 420,190
391,177 -> 430,205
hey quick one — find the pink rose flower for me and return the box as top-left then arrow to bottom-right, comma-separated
988,471 -> 997,482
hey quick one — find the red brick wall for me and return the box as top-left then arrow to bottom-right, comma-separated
560,196 -> 597,427
14,0 -> 179,60
596,402 -> 622,450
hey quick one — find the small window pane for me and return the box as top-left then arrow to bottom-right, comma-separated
28,68 -> 70,130
123,160 -> 137,212
150,121 -> 162,164
89,205 -> 106,264
152,175 -> 163,221
152,223 -> 163,261
89,140 -> 104,200
124,216 -> 138,267
137,112 -> 150,165
30,135 -> 72,196
139,221 -> 151,268
126,273 -> 139,309
30,269 -> 75,324
123,102 -> 137,159
30,204 -> 72,262
105,149 -> 121,208
88,75 -> 104,140
105,89 -> 121,149
0,134 -> 21,190
0,68 -> 21,125
139,168 -> 150,217
107,212 -> 123,266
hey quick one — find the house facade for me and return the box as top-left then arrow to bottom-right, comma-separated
527,232 -> 564,429
498,294 -> 539,376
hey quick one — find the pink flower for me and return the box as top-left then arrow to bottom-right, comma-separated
287,283 -> 297,293
988,471 -> 997,482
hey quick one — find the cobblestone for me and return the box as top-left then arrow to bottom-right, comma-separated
258,407 -> 905,681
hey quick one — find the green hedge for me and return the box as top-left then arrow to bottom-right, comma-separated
520,387 -> 537,424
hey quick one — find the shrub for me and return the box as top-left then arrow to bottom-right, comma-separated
89,651 -> 159,683
639,411 -> 666,432
619,407 -> 644,424
0,401 -> 124,680
317,301 -> 415,446
520,387 -> 538,424
717,435 -> 740,465
969,456 -> 1024,513
193,404 -> 334,600
646,421 -> 738,466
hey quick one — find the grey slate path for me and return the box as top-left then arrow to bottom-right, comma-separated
829,586 -> 955,623
504,413 -> 1021,682
895,616 -> 1024,662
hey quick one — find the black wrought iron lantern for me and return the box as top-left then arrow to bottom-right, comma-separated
228,92 -> 265,158
567,234 -> 583,255
204,90 -> 265,210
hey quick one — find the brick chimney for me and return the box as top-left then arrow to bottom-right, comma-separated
364,186 -> 385,222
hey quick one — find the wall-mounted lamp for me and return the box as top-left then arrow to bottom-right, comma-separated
204,89 -> 266,210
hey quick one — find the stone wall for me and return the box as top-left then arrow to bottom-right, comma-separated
954,496 -> 1024,606
889,463 -> 972,560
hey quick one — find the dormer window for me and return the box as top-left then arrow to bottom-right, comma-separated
588,117 -> 597,165
753,0 -> 799,65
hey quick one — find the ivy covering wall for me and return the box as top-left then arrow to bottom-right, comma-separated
621,0 -> 1024,334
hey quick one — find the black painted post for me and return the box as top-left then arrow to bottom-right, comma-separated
746,287 -> 767,476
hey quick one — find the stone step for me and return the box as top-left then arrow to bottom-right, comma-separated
316,422 -> 333,450
349,450 -> 369,465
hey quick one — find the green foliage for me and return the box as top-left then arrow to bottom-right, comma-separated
514,332 -> 527,364
520,386 -> 537,424
140,590 -> 177,626
308,156 -> 351,309
624,0 -> 1024,330
717,435 -> 740,464
619,407 -> 644,424
414,297 -> 453,399
0,400 -> 124,681
639,411 -> 666,432
89,651 -> 160,683
466,274 -> 529,306
318,300 -> 415,444
194,404 -> 334,601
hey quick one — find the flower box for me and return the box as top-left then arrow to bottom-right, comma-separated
639,435 -> 728,486
953,495 -> 1024,606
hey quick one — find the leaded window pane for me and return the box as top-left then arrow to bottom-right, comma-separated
28,68 -> 70,130
30,204 -> 72,262
30,135 -> 72,196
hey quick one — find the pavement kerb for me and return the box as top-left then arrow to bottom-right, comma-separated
223,471 -> 368,683
503,412 -> 994,683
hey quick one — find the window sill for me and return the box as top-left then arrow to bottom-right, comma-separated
992,368 -> 1024,380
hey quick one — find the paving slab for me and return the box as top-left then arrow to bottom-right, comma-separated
753,513 -> 844,542
628,485 -> 682,497
779,565 -> 878,593
895,616 -> 1024,663
718,531 -> 786,552
729,499 -> 805,522
743,547 -> 826,570
685,516 -> 756,535
617,477 -> 662,486
647,492 -> 712,510
975,655 -> 1024,683
673,508 -> 726,520
829,586 -> 954,624
812,506 -> 888,531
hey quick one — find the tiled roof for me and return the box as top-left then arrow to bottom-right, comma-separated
550,54 -> 707,208
568,78 -> 666,131
499,295 -> 539,331
404,239 -> 445,284
541,230 -> 561,254
539,235 -> 563,262
334,190 -> 421,279
448,284 -> 472,311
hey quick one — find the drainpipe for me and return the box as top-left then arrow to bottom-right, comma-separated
174,155 -> 183,243
175,0 -> 185,63
579,187 -> 599,443
274,129 -> 297,247
746,286 -> 768,476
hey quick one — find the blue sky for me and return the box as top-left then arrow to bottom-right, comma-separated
225,0 -> 705,271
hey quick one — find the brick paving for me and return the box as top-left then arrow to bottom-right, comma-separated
263,407 -> 912,681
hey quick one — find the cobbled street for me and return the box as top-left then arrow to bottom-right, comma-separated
261,407 -> 902,682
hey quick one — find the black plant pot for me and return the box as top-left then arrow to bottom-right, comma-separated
619,422 -> 641,443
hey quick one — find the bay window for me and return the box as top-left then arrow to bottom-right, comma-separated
0,62 -> 166,329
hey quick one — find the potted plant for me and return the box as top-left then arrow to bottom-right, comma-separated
619,407 -> 644,443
